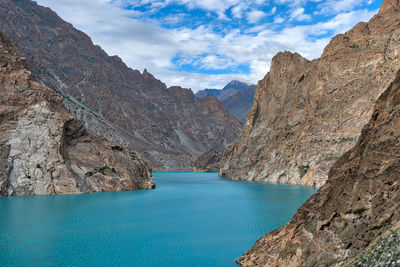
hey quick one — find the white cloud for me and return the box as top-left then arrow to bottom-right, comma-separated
290,7 -> 311,21
35,0 -> 379,92
246,9 -> 266,24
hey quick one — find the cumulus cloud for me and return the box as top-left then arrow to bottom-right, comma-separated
35,0 -> 379,92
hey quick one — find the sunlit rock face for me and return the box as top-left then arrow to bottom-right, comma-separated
0,31 -> 154,196
0,0 -> 242,171
238,68 -> 400,267
220,1 -> 400,187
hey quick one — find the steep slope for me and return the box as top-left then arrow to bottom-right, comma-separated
220,1 -> 400,187
0,30 -> 154,196
0,0 -> 242,164
191,149 -> 222,172
238,69 -> 400,267
196,81 -> 256,122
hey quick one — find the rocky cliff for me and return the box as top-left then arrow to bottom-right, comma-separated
196,81 -> 256,122
192,149 -> 222,172
220,1 -> 400,187
0,31 -> 154,196
0,0 -> 242,170
237,68 -> 400,266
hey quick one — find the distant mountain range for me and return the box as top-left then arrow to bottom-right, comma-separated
196,80 -> 256,122
0,0 -> 242,170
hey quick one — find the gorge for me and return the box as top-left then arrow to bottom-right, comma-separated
0,0 -> 399,266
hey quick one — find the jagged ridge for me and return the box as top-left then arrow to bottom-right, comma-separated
220,2 -> 400,187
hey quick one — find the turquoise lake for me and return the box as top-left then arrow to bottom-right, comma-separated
0,172 -> 316,266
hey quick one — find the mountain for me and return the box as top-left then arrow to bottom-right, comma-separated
0,30 -> 154,196
0,0 -> 242,170
219,1 -> 400,187
238,68 -> 400,266
191,149 -> 222,172
196,80 -> 256,122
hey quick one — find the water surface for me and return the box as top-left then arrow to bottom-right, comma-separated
0,172 -> 316,266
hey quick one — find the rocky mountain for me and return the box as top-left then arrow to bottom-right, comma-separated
0,30 -> 154,196
220,1 -> 400,187
0,0 -> 242,170
238,68 -> 400,267
191,149 -> 222,172
222,85 -> 256,122
196,81 -> 256,122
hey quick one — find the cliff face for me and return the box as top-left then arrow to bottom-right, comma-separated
192,149 -> 222,172
220,2 -> 400,187
0,31 -> 154,196
0,0 -> 242,167
238,69 -> 400,266
196,81 -> 256,122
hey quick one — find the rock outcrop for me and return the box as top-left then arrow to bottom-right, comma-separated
0,0 -> 242,170
0,31 -> 154,196
220,1 -> 400,187
196,80 -> 256,122
192,149 -> 222,172
238,69 -> 400,266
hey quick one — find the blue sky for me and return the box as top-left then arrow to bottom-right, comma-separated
36,0 -> 382,91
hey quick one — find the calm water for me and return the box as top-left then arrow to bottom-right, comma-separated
0,172 -> 316,267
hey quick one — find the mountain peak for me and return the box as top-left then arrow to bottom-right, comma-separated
379,0 -> 400,14
222,80 -> 252,91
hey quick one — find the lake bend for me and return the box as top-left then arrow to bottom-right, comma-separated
0,172 -> 316,266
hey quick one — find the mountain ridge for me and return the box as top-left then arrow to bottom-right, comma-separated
196,80 -> 256,122
0,0 -> 242,170
219,3 -> 400,187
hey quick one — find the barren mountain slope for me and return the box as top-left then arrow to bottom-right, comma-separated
220,1 -> 400,187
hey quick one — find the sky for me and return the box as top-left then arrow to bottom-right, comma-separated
36,0 -> 382,92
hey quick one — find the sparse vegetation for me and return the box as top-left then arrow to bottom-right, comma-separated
36,164 -> 41,169
137,182 -> 146,190
85,165 -> 117,177
350,44 -> 359,48
351,229 -> 400,267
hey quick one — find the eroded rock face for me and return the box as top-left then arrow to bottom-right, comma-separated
237,69 -> 400,267
220,2 -> 400,187
192,149 -> 222,172
0,0 -> 242,163
0,31 -> 154,196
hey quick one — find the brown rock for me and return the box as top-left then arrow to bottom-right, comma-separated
0,30 -> 154,196
192,149 -> 222,172
0,0 -> 242,170
220,3 -> 400,187
237,69 -> 400,267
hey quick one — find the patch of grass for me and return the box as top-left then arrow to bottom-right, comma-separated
0,143 -> 3,147
137,182 -> 146,190
85,165 -> 116,177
